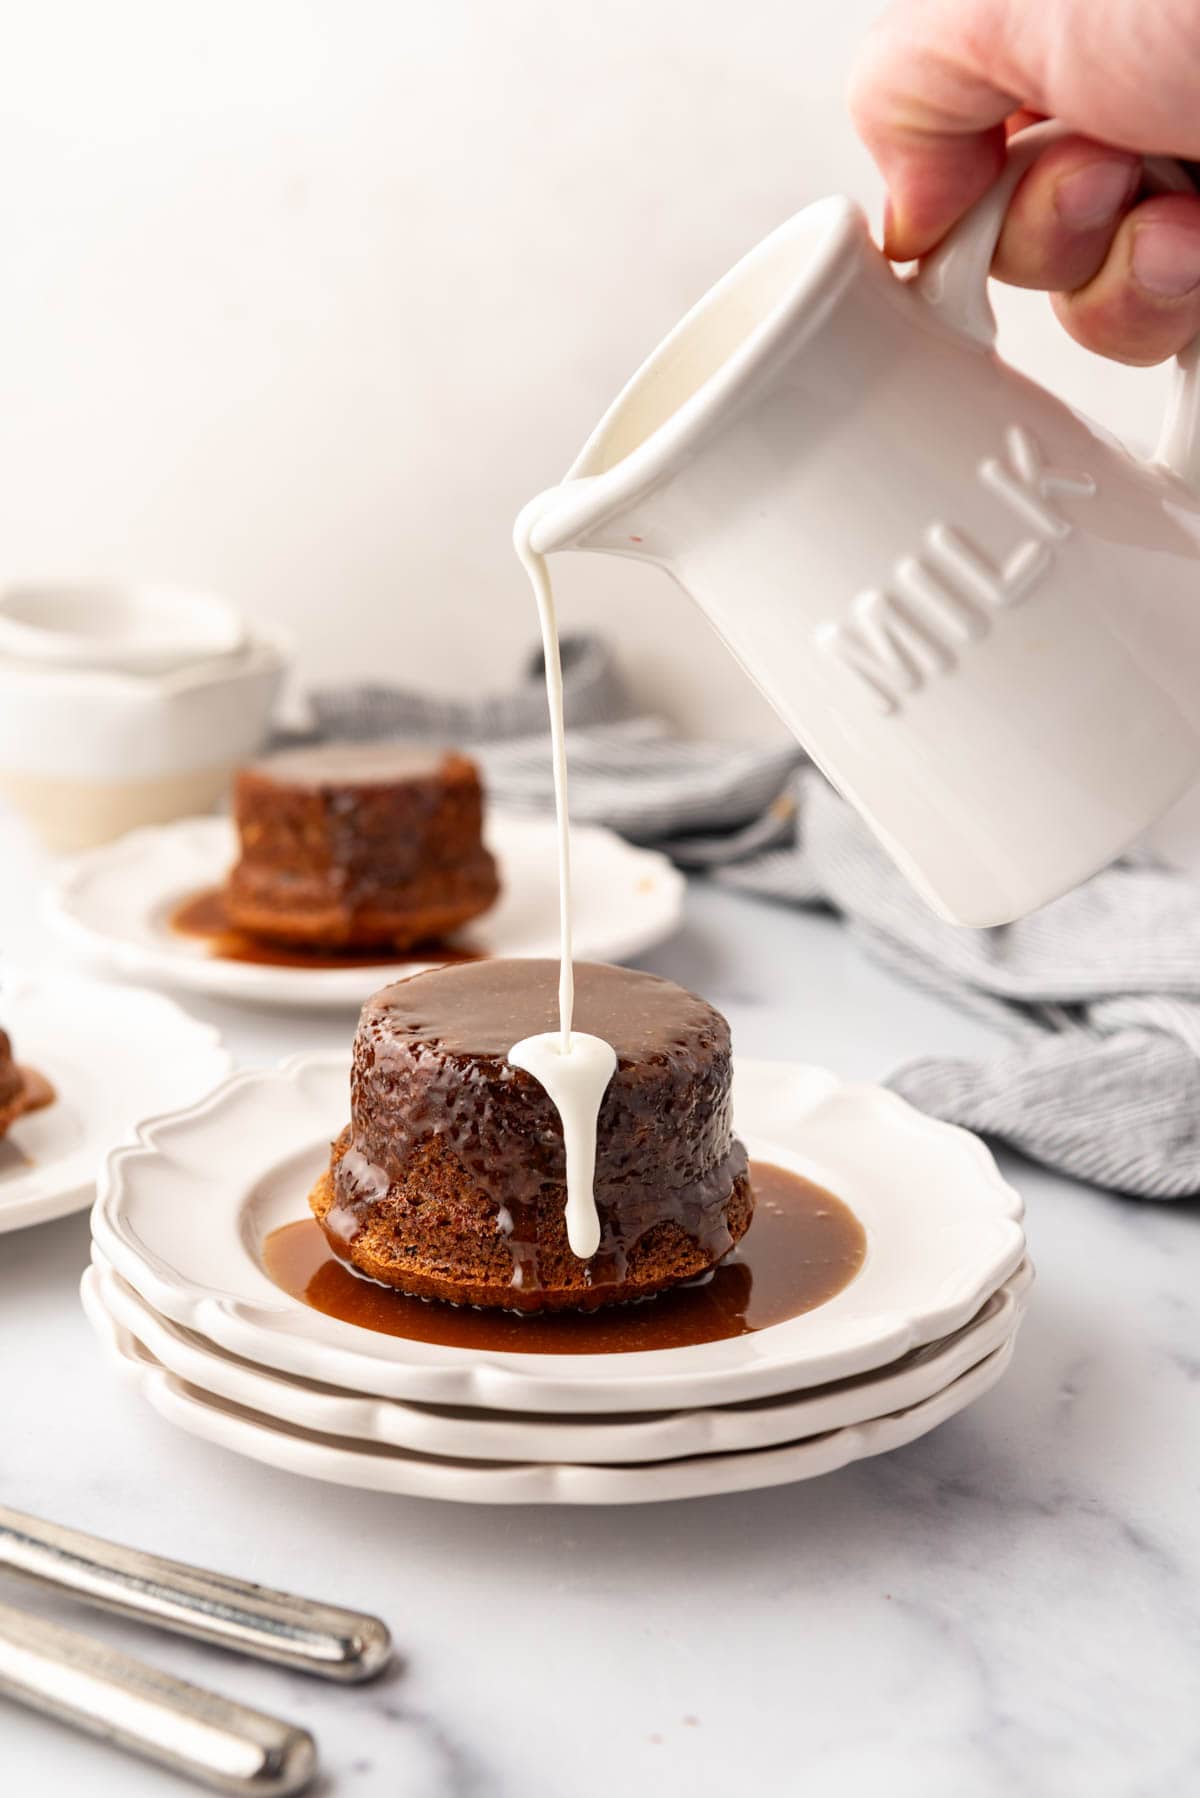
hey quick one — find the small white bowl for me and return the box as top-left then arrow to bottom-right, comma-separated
0,626 -> 290,851
0,581 -> 247,676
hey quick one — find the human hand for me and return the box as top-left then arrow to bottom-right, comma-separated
849,0 -> 1200,364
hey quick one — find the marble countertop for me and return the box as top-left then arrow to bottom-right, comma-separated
2,815 -> 1199,1798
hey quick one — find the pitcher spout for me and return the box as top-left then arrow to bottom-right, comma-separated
515,480 -> 620,560
518,196 -> 866,565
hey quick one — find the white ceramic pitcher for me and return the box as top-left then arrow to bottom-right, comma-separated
521,127 -> 1200,926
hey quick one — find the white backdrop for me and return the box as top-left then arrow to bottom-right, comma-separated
0,0 -> 1174,734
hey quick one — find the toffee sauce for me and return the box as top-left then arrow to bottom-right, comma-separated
262,1159 -> 866,1355
169,887 -> 482,972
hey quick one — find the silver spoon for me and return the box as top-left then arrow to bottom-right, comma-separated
0,1600 -> 316,1795
0,1504 -> 391,1682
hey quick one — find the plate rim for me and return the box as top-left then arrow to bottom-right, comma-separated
80,1265 -> 1019,1506
90,1050 -> 1027,1413
0,966 -> 231,1233
88,1250 -> 1033,1464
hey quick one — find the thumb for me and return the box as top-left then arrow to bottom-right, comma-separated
850,0 -> 1200,261
848,0 -> 1017,258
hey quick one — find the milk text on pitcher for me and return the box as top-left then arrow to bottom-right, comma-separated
816,426 -> 1097,715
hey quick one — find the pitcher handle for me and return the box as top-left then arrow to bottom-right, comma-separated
913,120 -> 1200,489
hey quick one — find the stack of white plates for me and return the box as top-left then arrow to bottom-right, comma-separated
85,1055 -> 1030,1506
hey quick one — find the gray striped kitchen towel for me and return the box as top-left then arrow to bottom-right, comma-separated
312,637 -> 1200,1199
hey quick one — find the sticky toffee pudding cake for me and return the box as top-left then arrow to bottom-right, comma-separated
225,742 -> 499,951
310,959 -> 752,1312
0,1028 -> 53,1136
0,1031 -> 23,1133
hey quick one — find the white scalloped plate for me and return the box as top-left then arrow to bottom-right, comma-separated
80,1269 -> 1018,1506
47,813 -> 685,1010
90,1053 -> 1026,1414
0,970 -> 230,1233
87,1252 -> 1032,1464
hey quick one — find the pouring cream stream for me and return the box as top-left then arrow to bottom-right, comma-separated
508,500 -> 616,1260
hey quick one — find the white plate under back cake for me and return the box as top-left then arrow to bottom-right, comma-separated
47,813 -> 685,1010
90,1051 -> 1027,1414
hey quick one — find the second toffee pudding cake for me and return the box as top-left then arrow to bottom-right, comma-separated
0,1028 -> 53,1136
0,1031 -> 25,1135
310,959 -> 752,1311
226,742 -> 499,951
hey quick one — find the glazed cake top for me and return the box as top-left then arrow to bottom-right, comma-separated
359,958 -> 728,1064
245,741 -> 462,789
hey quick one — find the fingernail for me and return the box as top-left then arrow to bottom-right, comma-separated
1132,221 -> 1200,296
1055,158 -> 1139,230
